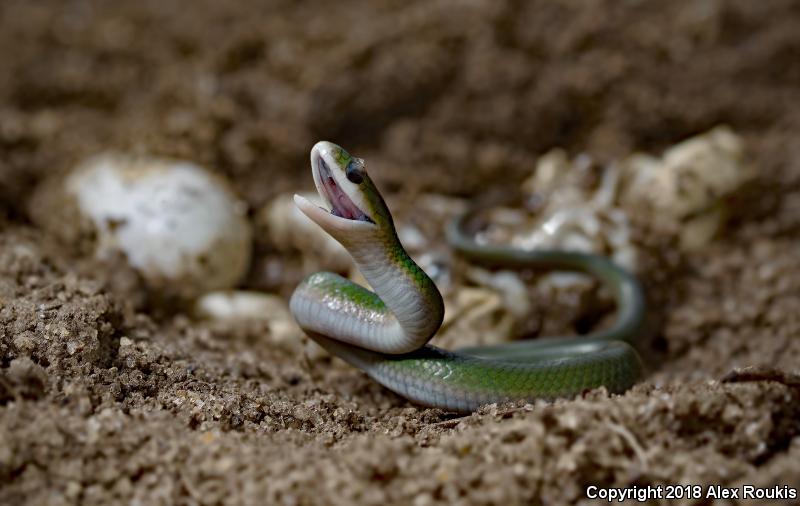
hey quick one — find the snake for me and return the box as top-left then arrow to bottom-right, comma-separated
290,141 -> 645,413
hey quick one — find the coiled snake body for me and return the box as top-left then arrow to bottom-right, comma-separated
290,141 -> 644,413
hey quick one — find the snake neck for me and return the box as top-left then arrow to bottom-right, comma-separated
345,227 -> 445,349
290,223 -> 445,354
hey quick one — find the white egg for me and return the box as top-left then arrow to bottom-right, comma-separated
65,153 -> 252,297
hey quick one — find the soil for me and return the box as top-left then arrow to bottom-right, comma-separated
2,0 -> 800,504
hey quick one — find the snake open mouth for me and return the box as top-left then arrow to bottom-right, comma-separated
316,157 -> 374,223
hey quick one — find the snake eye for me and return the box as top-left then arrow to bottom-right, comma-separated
346,160 -> 365,184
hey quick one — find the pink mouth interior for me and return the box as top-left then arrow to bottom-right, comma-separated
317,157 -> 371,222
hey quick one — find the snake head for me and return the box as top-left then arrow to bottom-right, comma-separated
295,141 -> 393,243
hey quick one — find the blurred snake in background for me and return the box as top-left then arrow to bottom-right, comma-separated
290,141 -> 645,413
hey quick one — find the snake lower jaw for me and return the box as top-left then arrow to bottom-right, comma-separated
294,193 -> 377,238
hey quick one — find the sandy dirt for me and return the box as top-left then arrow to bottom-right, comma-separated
1,0 -> 800,504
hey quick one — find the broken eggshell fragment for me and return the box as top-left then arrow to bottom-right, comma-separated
52,153 -> 252,298
481,149 -> 638,279
620,126 -> 751,250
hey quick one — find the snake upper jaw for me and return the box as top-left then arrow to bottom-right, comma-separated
310,142 -> 376,221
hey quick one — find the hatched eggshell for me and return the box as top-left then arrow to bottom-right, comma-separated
65,153 -> 251,298
620,126 -> 751,250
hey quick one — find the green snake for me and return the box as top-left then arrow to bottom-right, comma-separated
290,141 -> 645,413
